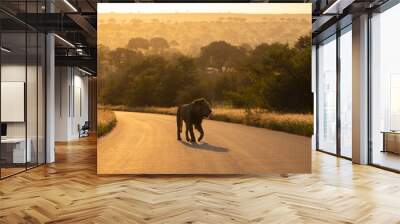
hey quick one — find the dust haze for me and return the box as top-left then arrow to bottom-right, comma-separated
98,13 -> 310,55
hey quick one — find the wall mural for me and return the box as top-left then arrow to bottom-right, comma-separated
97,3 -> 312,174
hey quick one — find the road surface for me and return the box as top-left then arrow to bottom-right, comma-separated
98,111 -> 311,174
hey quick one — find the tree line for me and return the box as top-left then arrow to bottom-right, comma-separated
98,36 -> 312,113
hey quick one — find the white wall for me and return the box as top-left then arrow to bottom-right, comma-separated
1,65 -> 26,145
1,65 -> 29,138
71,73 -> 89,138
55,67 -> 89,141
1,63 -> 46,164
55,67 -> 70,141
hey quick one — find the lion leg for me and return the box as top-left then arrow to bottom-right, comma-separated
185,122 -> 190,142
177,120 -> 183,141
195,124 -> 204,142
177,125 -> 182,141
188,124 -> 196,143
177,108 -> 182,140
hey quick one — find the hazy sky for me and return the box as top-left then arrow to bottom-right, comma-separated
98,3 -> 311,14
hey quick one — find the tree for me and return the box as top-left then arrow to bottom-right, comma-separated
239,43 -> 252,55
294,35 -> 310,50
158,56 -> 197,106
127,37 -> 150,50
98,35 -> 312,113
126,56 -> 167,106
198,41 -> 245,72
248,43 -> 294,79
150,37 -> 169,53
108,48 -> 142,68
245,38 -> 312,112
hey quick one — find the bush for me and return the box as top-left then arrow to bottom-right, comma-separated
97,108 -> 117,137
103,105 -> 313,137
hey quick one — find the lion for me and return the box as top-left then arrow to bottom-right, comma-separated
177,98 -> 212,143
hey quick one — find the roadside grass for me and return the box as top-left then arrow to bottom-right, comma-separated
97,108 -> 117,137
99,105 -> 313,137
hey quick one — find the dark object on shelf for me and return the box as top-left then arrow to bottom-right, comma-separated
1,123 -> 7,137
381,131 -> 400,154
79,121 -> 90,138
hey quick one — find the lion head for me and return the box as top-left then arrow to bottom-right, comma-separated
192,98 -> 212,118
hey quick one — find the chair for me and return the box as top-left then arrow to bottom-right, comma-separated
79,121 -> 90,138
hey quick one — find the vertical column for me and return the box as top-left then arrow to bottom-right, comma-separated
352,14 -> 369,164
46,0 -> 55,163
46,33 -> 55,163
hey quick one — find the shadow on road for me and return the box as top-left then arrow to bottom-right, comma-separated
180,141 -> 229,152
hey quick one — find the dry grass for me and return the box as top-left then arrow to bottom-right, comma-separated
101,105 -> 313,137
97,108 -> 117,137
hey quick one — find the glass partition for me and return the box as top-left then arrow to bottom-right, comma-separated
1,31 -> 28,177
0,3 -> 46,179
370,3 -> 400,171
339,26 -> 352,158
317,35 -> 337,154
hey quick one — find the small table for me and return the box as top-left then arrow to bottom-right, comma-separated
381,131 -> 400,154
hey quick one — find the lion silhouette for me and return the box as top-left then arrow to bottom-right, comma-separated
177,98 -> 212,143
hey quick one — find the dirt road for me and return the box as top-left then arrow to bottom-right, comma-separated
98,111 -> 311,174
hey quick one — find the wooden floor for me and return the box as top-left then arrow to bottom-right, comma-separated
1,167 -> 26,178
1,136 -> 400,223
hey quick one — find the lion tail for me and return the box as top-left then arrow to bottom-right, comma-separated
177,106 -> 183,132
